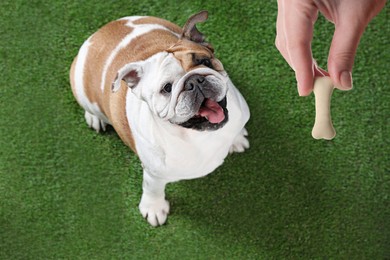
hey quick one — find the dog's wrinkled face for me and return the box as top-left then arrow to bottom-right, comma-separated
113,41 -> 229,131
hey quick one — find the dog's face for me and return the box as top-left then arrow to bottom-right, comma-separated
112,40 -> 229,131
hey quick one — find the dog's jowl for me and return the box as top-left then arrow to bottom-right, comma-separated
70,11 -> 250,226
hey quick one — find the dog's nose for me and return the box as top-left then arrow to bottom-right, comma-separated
184,75 -> 205,91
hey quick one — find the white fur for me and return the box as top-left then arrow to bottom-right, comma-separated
74,38 -> 110,125
121,54 -> 250,226
73,39 -> 91,110
129,82 -> 249,180
74,38 -> 110,126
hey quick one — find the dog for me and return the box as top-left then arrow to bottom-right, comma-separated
70,11 -> 250,226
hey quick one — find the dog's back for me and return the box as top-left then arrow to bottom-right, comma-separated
70,17 -> 182,150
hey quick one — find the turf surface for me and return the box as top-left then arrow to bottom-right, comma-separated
1,1 -> 389,259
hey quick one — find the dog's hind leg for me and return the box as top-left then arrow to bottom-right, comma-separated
84,111 -> 108,133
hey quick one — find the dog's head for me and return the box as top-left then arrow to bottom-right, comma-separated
112,11 -> 229,131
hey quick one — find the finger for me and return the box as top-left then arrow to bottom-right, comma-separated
292,48 -> 315,96
275,0 -> 294,69
283,1 -> 318,96
327,19 -> 364,90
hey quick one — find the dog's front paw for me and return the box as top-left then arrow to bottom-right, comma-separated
139,194 -> 170,227
229,128 -> 249,154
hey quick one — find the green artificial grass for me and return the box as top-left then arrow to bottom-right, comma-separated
1,1 -> 389,259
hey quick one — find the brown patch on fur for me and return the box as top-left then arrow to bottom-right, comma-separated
167,39 -> 224,73
108,81 -> 137,153
78,19 -> 182,154
133,17 -> 182,34
102,28 -> 180,118
83,19 -> 133,109
100,19 -> 184,153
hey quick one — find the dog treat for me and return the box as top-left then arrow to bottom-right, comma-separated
311,76 -> 336,140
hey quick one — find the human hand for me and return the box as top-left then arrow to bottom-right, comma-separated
275,0 -> 386,96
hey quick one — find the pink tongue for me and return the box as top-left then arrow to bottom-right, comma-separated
198,99 -> 225,124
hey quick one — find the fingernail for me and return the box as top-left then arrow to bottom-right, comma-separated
297,83 -> 310,97
339,71 -> 353,90
297,83 -> 304,96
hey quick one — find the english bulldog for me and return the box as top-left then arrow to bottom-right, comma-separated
70,11 -> 250,226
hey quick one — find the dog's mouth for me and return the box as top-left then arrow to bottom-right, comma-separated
179,97 -> 228,131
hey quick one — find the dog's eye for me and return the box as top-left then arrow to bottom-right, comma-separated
199,58 -> 212,68
162,83 -> 172,93
200,59 -> 212,68
194,56 -> 213,69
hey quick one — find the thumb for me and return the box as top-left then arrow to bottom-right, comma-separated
327,20 -> 365,91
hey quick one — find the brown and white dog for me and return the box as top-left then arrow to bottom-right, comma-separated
70,11 -> 250,226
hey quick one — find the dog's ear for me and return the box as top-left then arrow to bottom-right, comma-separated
112,61 -> 145,93
181,10 -> 208,43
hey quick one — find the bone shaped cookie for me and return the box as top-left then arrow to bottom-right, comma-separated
312,76 -> 336,140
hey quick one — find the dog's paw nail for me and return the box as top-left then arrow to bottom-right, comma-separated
84,111 -> 107,133
139,196 -> 170,227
